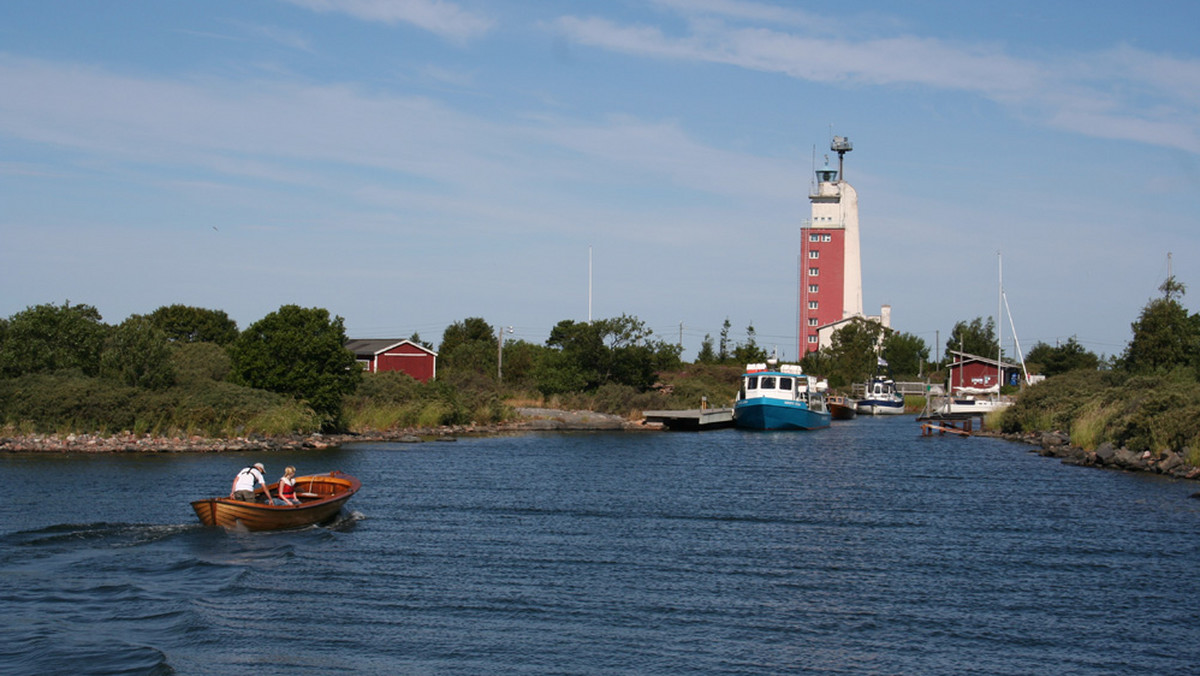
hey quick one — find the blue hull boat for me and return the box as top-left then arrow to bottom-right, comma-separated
734,397 -> 831,430
734,362 -> 831,431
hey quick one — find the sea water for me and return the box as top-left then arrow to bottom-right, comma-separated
2,416 -> 1199,674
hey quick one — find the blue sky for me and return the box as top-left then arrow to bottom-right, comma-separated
3,0 -> 1199,362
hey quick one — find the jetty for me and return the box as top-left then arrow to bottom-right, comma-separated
642,408 -> 735,431
917,411 -> 979,437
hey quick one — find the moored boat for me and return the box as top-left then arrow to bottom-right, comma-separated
827,394 -> 858,420
191,471 -> 361,531
856,375 -> 906,415
734,362 -> 831,430
935,389 -> 1013,415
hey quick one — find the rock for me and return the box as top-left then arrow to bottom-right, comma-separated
1154,450 -> 1181,474
1059,446 -> 1090,465
1040,431 -> 1070,447
523,419 -> 564,430
1114,448 -> 1145,470
1095,443 -> 1117,465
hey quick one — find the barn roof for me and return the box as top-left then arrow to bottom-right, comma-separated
345,339 -> 438,357
947,350 -> 1019,369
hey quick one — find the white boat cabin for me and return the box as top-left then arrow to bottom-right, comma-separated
866,377 -> 898,398
739,364 -> 826,408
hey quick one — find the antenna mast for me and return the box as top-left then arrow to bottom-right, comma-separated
831,136 -> 853,181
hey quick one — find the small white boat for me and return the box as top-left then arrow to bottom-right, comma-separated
935,385 -> 1012,415
857,375 -> 906,415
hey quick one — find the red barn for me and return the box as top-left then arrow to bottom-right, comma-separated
346,339 -> 438,382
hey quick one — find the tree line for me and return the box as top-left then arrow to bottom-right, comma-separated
8,280 -> 1190,438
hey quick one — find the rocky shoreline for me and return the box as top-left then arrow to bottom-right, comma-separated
994,430 -> 1200,482
0,408 -> 645,453
6,411 -> 1200,489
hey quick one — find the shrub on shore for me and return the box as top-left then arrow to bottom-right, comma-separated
1001,367 -> 1200,455
0,372 -> 319,438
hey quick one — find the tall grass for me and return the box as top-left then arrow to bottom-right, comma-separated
1069,400 -> 1116,450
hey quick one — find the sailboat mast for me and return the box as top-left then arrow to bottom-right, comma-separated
997,251 -> 1003,391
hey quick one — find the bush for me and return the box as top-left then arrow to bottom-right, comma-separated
172,342 -> 231,384
0,372 -> 318,437
0,372 -> 139,433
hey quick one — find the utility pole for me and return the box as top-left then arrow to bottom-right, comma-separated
497,326 -> 513,382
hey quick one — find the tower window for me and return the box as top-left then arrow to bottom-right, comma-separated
808,301 -> 819,310
809,250 -> 820,259
808,284 -> 819,293
808,318 -> 819,326
808,267 -> 819,276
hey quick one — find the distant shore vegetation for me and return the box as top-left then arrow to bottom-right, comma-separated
1,279 -> 1197,458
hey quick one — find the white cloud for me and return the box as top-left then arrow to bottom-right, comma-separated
0,54 -> 798,237
552,10 -> 1200,155
281,0 -> 494,42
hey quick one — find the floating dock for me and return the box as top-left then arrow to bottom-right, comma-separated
642,408 -> 735,431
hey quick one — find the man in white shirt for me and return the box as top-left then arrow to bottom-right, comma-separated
230,462 -> 273,502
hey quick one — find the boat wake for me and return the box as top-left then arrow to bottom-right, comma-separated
2,521 -> 203,550
327,509 -> 365,531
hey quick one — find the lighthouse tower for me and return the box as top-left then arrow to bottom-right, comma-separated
799,135 -> 864,354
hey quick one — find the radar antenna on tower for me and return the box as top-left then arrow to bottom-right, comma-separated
831,136 -> 852,182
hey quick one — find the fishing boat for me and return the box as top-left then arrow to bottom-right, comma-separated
734,362 -> 831,430
191,471 -> 361,532
827,394 -> 858,420
856,374 -> 906,415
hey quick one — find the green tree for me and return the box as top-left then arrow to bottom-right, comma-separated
1026,337 -> 1100,377
100,315 -> 176,389
539,314 -> 680,394
147,304 -> 239,345
0,301 -> 108,377
882,331 -> 928,377
498,339 -> 543,388
228,305 -> 360,429
718,318 -> 732,363
946,316 -> 998,359
439,317 -> 497,375
732,323 -> 767,364
171,341 -> 232,384
696,334 -> 717,364
1122,277 -> 1199,373
825,318 -> 884,388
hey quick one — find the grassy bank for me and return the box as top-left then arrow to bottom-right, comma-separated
1000,368 -> 1200,465
0,366 -> 744,441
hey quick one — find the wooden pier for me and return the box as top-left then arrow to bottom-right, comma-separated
642,408 -> 735,431
917,412 -> 978,437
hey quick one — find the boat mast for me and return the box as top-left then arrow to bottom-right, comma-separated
997,251 -> 1003,392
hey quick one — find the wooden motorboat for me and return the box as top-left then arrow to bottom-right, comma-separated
827,394 -> 858,420
191,471 -> 361,532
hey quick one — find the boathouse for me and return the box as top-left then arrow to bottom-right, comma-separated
346,339 -> 438,382
946,350 -> 1020,393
